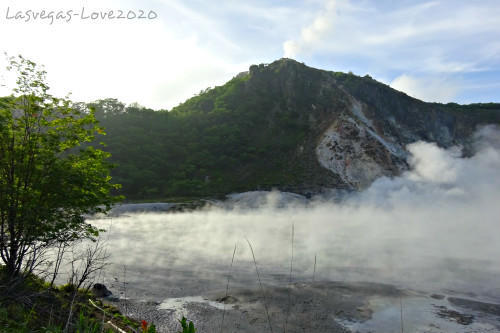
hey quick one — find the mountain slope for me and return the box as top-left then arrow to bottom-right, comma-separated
92,59 -> 500,200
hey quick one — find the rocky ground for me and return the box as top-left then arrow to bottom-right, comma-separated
102,281 -> 500,333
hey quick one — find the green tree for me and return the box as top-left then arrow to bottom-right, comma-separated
0,55 -> 120,277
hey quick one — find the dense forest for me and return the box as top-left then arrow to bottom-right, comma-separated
89,59 -> 500,201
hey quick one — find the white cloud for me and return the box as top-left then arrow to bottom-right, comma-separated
283,0 -> 337,58
390,74 -> 461,103
282,0 -> 500,93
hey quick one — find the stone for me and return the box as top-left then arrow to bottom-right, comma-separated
93,283 -> 112,297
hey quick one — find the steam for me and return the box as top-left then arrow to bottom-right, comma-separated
92,126 -> 500,298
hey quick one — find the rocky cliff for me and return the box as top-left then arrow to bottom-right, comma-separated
246,59 -> 499,191
93,59 -> 500,199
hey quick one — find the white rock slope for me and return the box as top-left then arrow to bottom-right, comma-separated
316,99 -> 406,188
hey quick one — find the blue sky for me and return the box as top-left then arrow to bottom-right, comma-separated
0,0 -> 499,109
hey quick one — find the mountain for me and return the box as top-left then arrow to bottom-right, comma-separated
92,59 -> 500,200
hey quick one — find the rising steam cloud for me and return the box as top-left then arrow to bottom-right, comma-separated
92,126 -> 500,299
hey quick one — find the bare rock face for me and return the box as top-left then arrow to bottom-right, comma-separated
316,98 -> 407,189
93,283 -> 112,297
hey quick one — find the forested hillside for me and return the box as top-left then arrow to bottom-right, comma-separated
90,59 -> 500,200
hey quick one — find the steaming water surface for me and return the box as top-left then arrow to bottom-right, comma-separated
90,198 -> 500,302
84,127 -> 500,332
88,198 -> 500,332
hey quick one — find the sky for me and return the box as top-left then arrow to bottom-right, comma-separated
0,0 -> 499,109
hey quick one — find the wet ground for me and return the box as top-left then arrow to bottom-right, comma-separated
102,280 -> 500,333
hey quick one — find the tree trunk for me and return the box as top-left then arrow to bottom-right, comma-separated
6,242 -> 19,277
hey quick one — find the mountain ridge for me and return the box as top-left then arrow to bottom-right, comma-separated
91,58 -> 500,199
